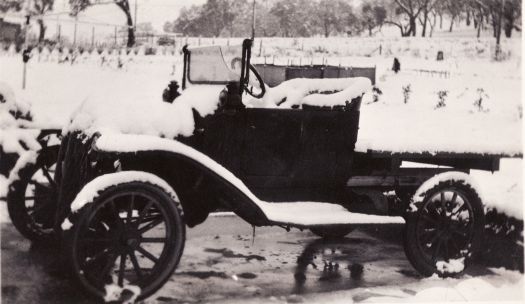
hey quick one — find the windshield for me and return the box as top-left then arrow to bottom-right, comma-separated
187,44 -> 243,84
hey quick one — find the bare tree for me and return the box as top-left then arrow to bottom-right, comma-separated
69,0 -> 136,47
32,0 -> 54,42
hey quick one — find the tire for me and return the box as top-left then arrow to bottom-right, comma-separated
310,225 -> 353,239
7,147 -> 59,242
403,180 -> 484,277
64,181 -> 185,301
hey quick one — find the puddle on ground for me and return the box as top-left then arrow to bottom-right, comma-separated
177,271 -> 228,279
237,272 -> 257,279
204,248 -> 266,261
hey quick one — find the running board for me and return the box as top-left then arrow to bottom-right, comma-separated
259,202 -> 405,227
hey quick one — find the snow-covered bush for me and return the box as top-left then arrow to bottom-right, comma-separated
473,88 -> 489,112
402,84 -> 411,104
435,90 -> 448,109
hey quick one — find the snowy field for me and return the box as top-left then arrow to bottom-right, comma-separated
0,36 -> 522,217
0,35 -> 523,302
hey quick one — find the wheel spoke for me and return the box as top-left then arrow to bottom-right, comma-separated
99,251 -> 119,280
452,203 -> 468,216
141,237 -> 167,243
450,192 -> 458,206
138,217 -> 163,234
136,246 -> 159,263
41,166 -> 56,189
109,200 -> 125,229
128,250 -> 143,280
432,238 -> 443,262
420,214 -> 439,226
118,253 -> 127,286
127,194 -> 134,224
440,192 -> 447,215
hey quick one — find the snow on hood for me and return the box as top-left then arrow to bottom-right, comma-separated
65,85 -> 224,137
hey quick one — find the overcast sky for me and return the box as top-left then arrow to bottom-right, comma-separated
52,0 -> 206,31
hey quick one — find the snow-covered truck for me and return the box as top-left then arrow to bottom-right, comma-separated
5,39 -> 516,300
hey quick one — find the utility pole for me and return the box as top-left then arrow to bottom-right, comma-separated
73,16 -> 78,46
22,14 -> 30,90
91,26 -> 95,48
134,0 -> 138,30
495,0 -> 504,59
251,0 -> 256,40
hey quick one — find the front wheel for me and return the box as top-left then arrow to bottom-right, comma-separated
403,181 -> 484,277
64,181 -> 185,301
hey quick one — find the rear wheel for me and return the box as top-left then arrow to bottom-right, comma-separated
403,181 -> 484,277
310,225 -> 353,239
64,181 -> 185,301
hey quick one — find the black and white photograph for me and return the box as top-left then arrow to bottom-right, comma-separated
0,0 -> 523,303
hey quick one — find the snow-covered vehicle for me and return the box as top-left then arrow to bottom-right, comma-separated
14,39 -> 508,300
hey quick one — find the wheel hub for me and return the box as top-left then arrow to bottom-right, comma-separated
120,230 -> 141,249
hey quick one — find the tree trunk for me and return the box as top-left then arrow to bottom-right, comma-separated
126,13 -> 135,47
466,10 -> 471,26
37,19 -> 46,43
477,15 -> 482,38
504,5 -> 514,38
439,13 -> 443,29
421,10 -> 428,37
449,16 -> 454,32
410,17 -> 417,36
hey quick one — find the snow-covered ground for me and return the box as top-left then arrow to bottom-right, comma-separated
0,36 -> 521,219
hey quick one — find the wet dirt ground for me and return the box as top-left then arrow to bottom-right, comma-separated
1,214 -> 521,303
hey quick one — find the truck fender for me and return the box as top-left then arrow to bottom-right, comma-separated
408,171 -> 482,213
93,133 -> 269,227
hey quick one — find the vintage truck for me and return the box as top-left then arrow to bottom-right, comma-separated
6,39 -> 509,300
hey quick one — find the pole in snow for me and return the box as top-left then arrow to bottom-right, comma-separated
251,0 -> 256,40
22,14 -> 30,90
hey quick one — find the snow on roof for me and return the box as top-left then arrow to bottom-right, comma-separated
245,77 -> 371,108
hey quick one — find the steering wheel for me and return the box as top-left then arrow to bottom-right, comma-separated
244,65 -> 266,99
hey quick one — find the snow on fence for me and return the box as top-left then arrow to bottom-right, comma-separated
0,36 -> 519,65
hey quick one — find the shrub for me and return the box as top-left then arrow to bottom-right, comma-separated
435,90 -> 448,109
402,84 -> 411,104
473,88 -> 489,112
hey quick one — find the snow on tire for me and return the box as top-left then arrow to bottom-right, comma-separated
403,177 -> 485,277
62,171 -> 185,301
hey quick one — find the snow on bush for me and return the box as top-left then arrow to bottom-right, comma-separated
0,82 -> 41,154
6,150 -> 37,187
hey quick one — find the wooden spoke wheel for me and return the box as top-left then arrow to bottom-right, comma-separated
403,181 -> 484,277
7,148 -> 58,242
65,182 -> 185,300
